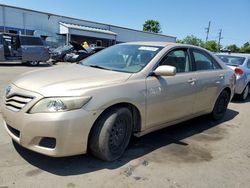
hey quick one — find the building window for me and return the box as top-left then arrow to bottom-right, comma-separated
96,40 -> 102,46
8,30 -> 18,34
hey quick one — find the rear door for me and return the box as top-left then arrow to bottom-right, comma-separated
20,36 -> 49,62
0,34 -> 5,61
190,48 -> 226,113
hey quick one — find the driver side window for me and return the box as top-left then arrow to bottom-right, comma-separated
159,49 -> 191,73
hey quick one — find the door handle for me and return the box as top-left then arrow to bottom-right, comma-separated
219,74 -> 224,79
188,78 -> 196,85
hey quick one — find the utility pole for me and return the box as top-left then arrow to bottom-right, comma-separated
205,21 -> 211,43
218,29 -> 223,52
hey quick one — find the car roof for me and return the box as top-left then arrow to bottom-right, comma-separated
121,41 -> 205,49
216,53 -> 250,58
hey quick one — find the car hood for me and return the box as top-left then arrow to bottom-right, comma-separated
13,65 -> 132,96
70,41 -> 87,51
52,45 -> 73,54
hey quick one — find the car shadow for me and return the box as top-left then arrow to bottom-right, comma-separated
231,96 -> 250,104
13,109 -> 239,176
0,62 -> 51,67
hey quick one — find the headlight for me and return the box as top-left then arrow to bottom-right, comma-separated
29,96 -> 92,114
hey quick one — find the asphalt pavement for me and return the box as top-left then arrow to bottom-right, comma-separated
0,62 -> 249,188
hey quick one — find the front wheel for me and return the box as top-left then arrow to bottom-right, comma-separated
89,107 -> 133,161
211,90 -> 230,120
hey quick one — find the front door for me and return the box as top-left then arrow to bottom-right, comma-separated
146,48 -> 197,129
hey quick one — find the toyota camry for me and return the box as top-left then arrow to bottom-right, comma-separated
1,42 -> 235,161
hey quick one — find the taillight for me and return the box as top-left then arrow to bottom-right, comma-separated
235,68 -> 244,75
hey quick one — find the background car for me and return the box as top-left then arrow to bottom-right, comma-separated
216,53 -> 250,100
1,42 -> 235,161
64,46 -> 105,63
0,33 -> 50,66
50,41 -> 84,62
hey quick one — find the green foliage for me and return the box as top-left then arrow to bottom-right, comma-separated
226,44 -> 240,53
143,20 -> 161,33
178,35 -> 204,47
239,43 -> 250,53
205,40 -> 219,52
178,35 -> 250,53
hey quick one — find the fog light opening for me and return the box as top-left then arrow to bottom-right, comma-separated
39,137 -> 56,149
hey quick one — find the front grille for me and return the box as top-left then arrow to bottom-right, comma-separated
5,94 -> 34,112
6,124 -> 20,138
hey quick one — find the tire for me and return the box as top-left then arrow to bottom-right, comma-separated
63,55 -> 68,62
239,84 -> 249,101
211,90 -> 230,120
27,61 -> 39,66
89,107 -> 133,161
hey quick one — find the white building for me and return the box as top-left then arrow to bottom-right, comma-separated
0,4 -> 176,48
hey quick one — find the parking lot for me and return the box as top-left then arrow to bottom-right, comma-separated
0,62 -> 250,188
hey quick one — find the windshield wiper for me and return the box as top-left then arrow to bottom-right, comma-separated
86,64 -> 113,71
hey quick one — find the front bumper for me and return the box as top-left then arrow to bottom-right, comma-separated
50,54 -> 63,61
1,86 -> 99,157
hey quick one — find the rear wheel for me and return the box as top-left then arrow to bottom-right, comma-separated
239,85 -> 249,101
211,90 -> 230,120
89,107 -> 133,161
27,61 -> 39,66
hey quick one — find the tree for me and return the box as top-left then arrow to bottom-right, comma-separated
143,20 -> 161,33
240,45 -> 250,53
243,42 -> 249,48
178,35 -> 204,47
205,40 -> 219,52
226,44 -> 240,53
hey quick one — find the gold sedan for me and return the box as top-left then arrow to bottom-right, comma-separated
1,42 -> 235,161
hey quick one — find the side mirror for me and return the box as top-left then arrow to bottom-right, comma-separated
153,65 -> 176,76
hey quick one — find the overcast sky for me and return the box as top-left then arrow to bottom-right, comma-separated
1,0 -> 250,46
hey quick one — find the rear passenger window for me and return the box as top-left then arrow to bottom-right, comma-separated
20,36 -> 43,46
159,49 -> 191,73
192,49 -> 221,71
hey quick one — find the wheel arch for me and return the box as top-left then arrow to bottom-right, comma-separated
223,87 -> 232,97
87,102 -> 142,149
210,86 -> 232,112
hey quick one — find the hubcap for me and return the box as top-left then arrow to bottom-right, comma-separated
109,116 -> 127,153
30,61 -> 38,65
243,85 -> 249,100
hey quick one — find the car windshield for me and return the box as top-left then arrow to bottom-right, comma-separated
216,55 -> 246,66
80,44 -> 163,73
